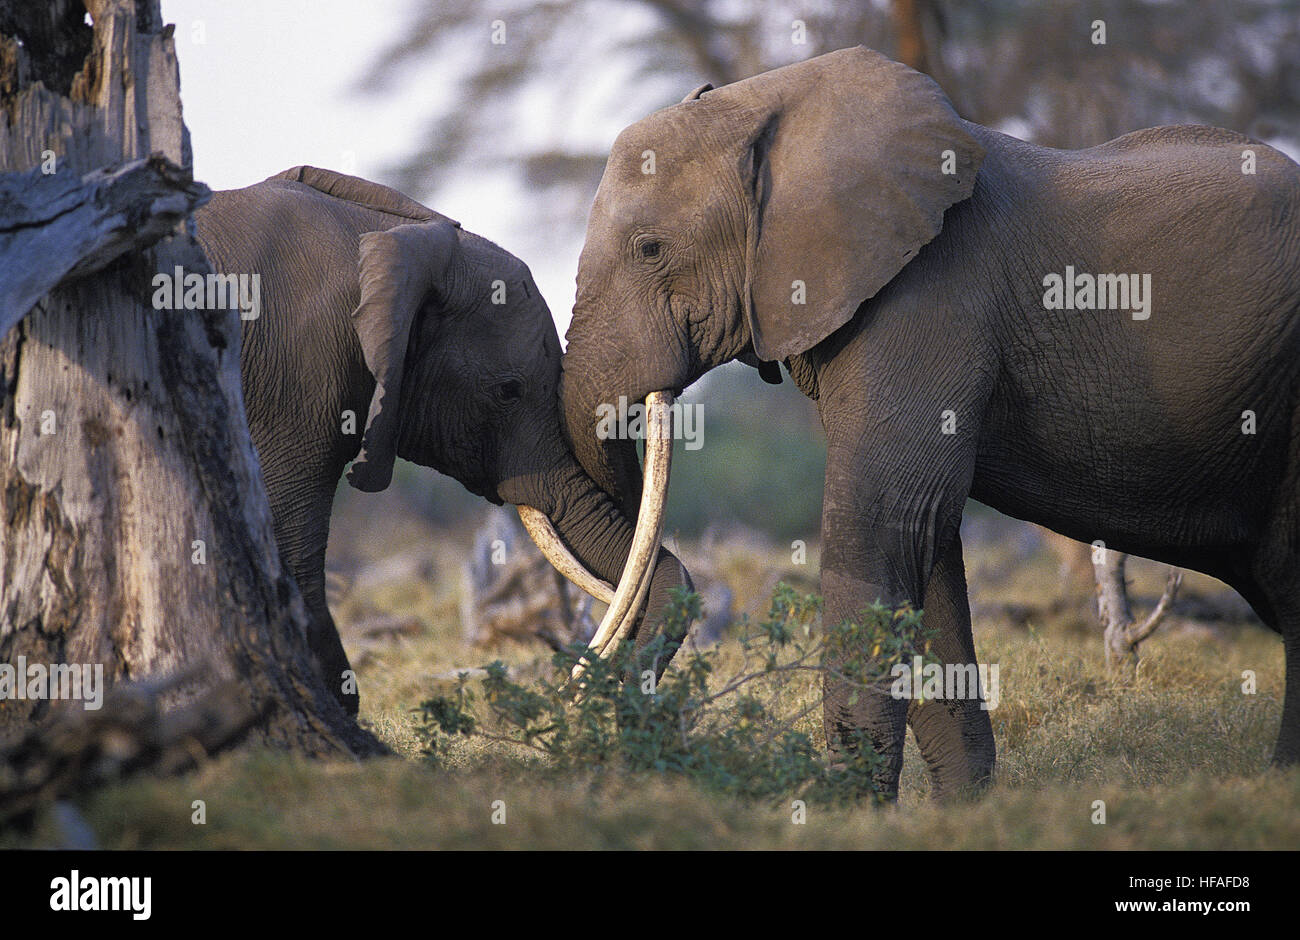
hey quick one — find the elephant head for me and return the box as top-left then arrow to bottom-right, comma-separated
561,46 -> 981,521
272,167 -> 694,667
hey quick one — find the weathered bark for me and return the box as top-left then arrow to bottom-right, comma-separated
0,0 -> 382,757
0,156 -> 205,334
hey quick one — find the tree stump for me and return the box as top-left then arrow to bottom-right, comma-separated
0,0 -> 382,763
461,506 -> 596,651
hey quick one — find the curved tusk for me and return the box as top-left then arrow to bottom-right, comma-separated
595,394 -> 674,659
571,390 -> 675,683
517,504 -> 615,605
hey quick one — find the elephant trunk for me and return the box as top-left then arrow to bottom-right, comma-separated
506,446 -> 691,670
559,364 -> 646,521
551,334 -> 691,669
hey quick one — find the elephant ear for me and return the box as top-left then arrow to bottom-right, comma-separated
346,220 -> 461,492
731,47 -> 983,362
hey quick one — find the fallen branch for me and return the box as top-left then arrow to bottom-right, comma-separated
0,667 -> 265,827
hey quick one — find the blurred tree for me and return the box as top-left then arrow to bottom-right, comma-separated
355,0 -> 1300,546
360,0 -> 896,218
951,0 -> 1300,149
361,0 -> 1300,213
892,0 -> 933,73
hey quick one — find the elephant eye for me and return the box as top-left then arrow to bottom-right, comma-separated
639,239 -> 661,260
495,378 -> 525,404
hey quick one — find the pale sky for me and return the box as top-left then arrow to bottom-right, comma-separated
161,1 -> 426,190
158,1 -> 670,340
160,0 -> 582,336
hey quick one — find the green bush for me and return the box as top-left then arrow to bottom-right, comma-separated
416,584 -> 937,806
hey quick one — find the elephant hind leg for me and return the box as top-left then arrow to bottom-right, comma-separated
1247,593 -> 1300,767
1275,630 -> 1300,766
1240,533 -> 1300,766
1250,576 -> 1300,767
906,533 -> 996,800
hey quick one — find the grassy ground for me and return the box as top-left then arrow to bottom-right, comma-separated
6,504 -> 1296,850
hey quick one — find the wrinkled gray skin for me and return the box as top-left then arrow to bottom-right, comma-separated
196,167 -> 690,714
562,47 -> 1300,799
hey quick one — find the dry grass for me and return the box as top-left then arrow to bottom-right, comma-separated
6,513 -> 1296,850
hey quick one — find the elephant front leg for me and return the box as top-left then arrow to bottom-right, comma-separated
818,431 -> 980,800
821,566 -> 911,798
261,468 -> 359,716
905,533 -> 995,799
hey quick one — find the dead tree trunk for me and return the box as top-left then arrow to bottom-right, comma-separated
0,0 -> 381,759
1093,548 -> 1182,669
461,507 -> 596,651
891,0 -> 931,75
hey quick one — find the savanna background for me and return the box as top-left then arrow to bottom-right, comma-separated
10,0 -> 1300,848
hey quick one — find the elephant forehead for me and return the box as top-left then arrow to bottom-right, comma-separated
465,254 -> 529,286
590,185 -> 662,230
593,150 -> 719,238
607,112 -> 719,185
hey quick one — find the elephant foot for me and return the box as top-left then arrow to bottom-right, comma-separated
1269,735 -> 1300,768
908,698 -> 996,801
312,640 -> 359,716
823,698 -> 906,802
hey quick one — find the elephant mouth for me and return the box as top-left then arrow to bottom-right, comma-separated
518,390 -> 676,678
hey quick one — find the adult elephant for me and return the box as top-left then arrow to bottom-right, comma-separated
196,167 -> 690,715
561,47 -> 1300,799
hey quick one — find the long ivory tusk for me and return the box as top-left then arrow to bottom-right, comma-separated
517,504 -> 615,605
571,390 -> 675,683
594,397 -> 674,658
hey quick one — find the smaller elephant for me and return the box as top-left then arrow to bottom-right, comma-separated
195,167 -> 692,713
